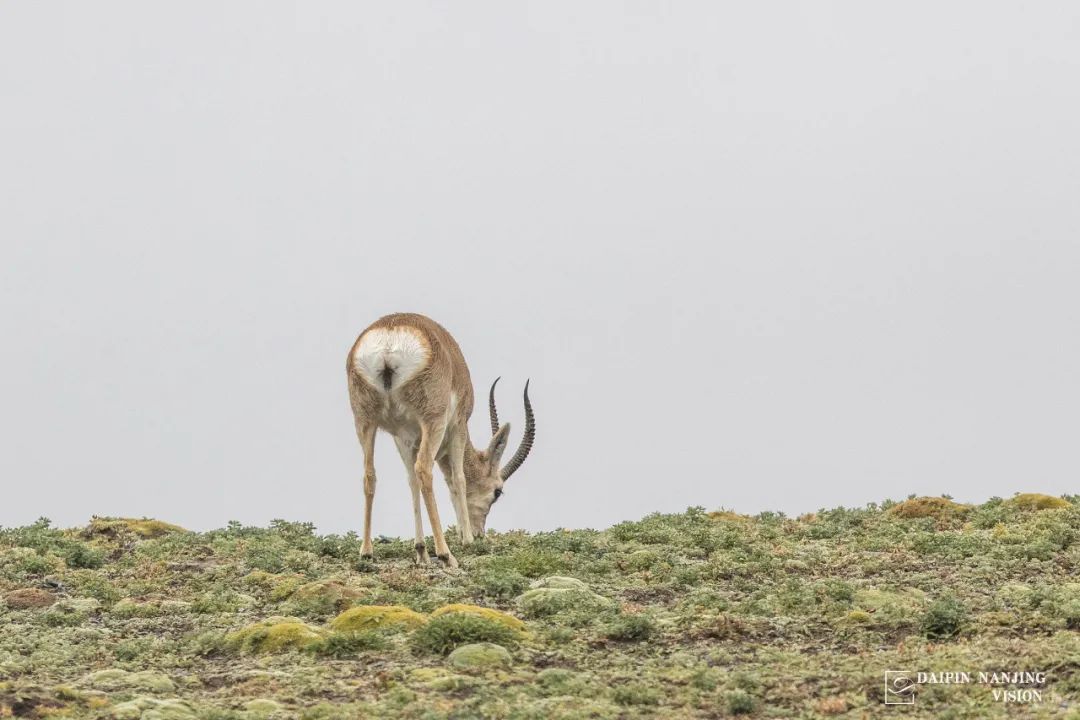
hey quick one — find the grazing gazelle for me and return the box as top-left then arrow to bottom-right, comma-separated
346,313 -> 535,567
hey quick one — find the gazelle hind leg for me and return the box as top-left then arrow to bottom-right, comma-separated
415,421 -> 457,568
356,423 -> 377,560
394,436 -> 429,565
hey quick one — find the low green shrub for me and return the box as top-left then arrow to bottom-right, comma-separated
63,543 -> 105,569
603,614 -> 655,642
313,631 -> 388,657
923,594 -> 966,640
613,683 -> 660,706
473,569 -> 528,601
411,613 -> 519,656
726,689 -> 755,715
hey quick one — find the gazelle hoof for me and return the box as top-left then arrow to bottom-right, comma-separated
437,553 -> 459,569
414,543 -> 430,565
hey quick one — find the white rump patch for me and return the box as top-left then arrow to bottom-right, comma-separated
353,327 -> 429,392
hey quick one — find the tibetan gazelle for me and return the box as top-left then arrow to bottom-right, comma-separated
346,313 -> 535,567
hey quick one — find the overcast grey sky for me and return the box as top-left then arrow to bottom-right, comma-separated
2,3 -> 1078,536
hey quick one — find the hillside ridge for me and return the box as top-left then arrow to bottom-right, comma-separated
1,494 -> 1078,719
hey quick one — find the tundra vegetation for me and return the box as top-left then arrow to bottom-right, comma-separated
1,495 -> 1078,719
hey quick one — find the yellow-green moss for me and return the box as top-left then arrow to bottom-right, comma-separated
409,668 -> 450,684
888,497 -> 971,519
517,588 -> 616,617
86,517 -> 186,539
446,642 -> 512,672
431,604 -> 527,633
268,575 -> 308,601
852,587 -> 926,624
1007,493 -> 1071,510
241,570 -> 277,588
224,617 -> 327,653
330,605 -> 427,633
241,570 -> 311,601
111,598 -> 163,618
629,549 -> 667,571
82,669 -> 175,692
243,699 -> 284,717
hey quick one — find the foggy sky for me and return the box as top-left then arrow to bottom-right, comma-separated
2,2 -> 1078,536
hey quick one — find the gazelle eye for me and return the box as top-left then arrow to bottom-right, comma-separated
493,488 -> 503,501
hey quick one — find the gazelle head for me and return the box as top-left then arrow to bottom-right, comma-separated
464,378 -> 535,537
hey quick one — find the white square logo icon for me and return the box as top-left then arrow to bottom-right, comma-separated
885,671 -> 916,705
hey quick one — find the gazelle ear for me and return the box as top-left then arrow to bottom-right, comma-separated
487,423 -> 511,466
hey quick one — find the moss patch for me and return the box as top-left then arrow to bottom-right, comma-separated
517,587 -> 614,617
430,604 -> 526,632
888,497 -> 971,519
259,574 -> 308,601
445,642 -> 512,672
1007,493 -> 1071,510
85,516 -> 187,539
845,609 -> 873,624
289,579 -> 365,610
82,669 -> 175,693
240,569 -> 278,588
244,698 -> 284,717
330,605 -> 427,633
224,617 -> 327,653
115,597 -> 188,618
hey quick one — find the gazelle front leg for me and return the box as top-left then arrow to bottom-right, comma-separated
394,436 -> 430,565
447,431 -> 474,544
356,422 -> 378,560
415,421 -> 457,568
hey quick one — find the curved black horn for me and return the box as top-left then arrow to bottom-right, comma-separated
488,377 -> 501,436
500,380 -> 535,480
